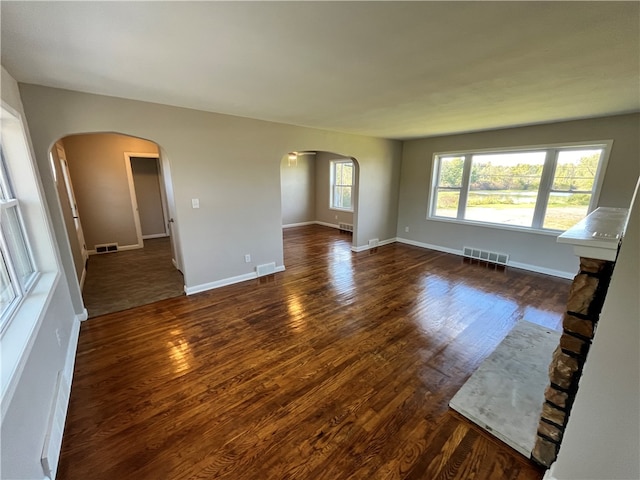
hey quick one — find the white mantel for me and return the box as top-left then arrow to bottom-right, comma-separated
557,207 -> 630,261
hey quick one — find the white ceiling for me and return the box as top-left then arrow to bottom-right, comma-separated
1,1 -> 639,140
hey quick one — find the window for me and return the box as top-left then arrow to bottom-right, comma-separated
429,142 -> 610,232
330,160 -> 354,211
0,146 -> 37,329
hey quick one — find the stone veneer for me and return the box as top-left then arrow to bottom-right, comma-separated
531,257 -> 615,467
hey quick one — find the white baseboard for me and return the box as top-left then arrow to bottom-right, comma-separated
351,237 -> 396,252
396,237 -> 461,255
142,233 -> 169,239
396,237 -> 574,279
314,221 -> 340,229
75,308 -> 88,322
184,265 -> 286,295
282,221 -> 316,228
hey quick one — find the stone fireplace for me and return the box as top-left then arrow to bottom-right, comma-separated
531,207 -> 630,467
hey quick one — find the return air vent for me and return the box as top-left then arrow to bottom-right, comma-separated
462,246 -> 509,266
95,243 -> 118,254
256,262 -> 276,277
339,223 -> 353,233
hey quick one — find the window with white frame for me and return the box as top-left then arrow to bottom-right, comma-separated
0,146 -> 37,330
330,160 -> 354,211
429,142 -> 611,232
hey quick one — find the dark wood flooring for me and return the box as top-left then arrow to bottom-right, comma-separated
58,225 -> 570,479
82,237 -> 184,317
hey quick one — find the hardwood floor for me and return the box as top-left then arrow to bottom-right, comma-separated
58,225 -> 570,480
82,237 -> 184,317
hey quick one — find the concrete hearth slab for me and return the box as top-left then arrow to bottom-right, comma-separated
449,320 -> 561,457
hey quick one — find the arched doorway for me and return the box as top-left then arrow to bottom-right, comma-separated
280,150 -> 360,249
49,132 -> 184,317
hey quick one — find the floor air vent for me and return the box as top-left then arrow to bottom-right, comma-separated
256,262 -> 276,277
95,243 -> 118,254
339,223 -> 353,233
463,246 -> 509,266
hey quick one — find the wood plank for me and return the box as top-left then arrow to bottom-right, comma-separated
57,225 -> 568,480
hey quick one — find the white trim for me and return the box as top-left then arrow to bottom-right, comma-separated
184,265 -> 286,295
75,308 -> 88,322
79,265 -> 87,291
142,233 -> 169,239
396,237 -> 461,255
542,463 -> 558,480
87,243 -> 141,255
63,314 -> 82,386
124,152 -> 158,250
1,272 -> 59,421
351,237 -> 395,252
315,221 -> 340,229
282,221 -> 316,229
395,237 -> 574,279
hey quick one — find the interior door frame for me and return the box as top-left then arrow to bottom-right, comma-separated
126,154 -> 170,239
124,152 -> 172,247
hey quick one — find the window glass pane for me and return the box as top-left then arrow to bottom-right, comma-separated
437,156 -> 464,187
434,190 -> 459,218
1,206 -> 34,288
0,250 -> 17,317
544,193 -> 591,230
464,152 -> 546,227
552,149 -> 601,192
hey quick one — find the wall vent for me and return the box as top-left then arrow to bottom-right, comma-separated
339,223 -> 353,233
41,371 -> 70,480
256,262 -> 276,277
368,238 -> 379,248
95,243 -> 118,254
463,246 -> 509,266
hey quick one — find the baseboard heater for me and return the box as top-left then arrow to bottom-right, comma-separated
339,223 -> 353,233
462,246 -> 509,266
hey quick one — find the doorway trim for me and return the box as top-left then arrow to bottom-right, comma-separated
124,151 -> 170,247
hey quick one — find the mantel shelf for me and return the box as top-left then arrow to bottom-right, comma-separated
557,207 -> 629,261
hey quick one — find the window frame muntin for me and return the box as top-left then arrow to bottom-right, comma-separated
428,140 -> 612,233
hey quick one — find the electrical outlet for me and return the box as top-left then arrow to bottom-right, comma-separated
244,254 -> 251,263
55,328 -> 62,347
405,226 -> 409,233
191,198 -> 200,209
335,215 -> 338,220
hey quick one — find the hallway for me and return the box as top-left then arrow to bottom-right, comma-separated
82,237 -> 184,317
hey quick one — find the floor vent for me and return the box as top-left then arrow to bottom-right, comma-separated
41,371 -> 70,480
463,246 -> 509,266
256,262 -> 276,277
95,243 -> 118,254
339,223 -> 353,233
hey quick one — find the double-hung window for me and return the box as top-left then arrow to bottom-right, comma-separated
330,160 -> 354,211
429,142 -> 611,232
0,146 -> 37,330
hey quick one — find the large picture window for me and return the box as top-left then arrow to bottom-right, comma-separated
330,160 -> 354,211
429,142 -> 610,232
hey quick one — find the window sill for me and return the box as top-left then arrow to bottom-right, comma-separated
330,207 -> 354,213
1,271 -> 59,420
426,215 -> 563,237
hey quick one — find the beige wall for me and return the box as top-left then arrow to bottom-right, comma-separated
397,113 -> 640,276
280,153 -> 315,225
19,84 -> 402,291
131,157 -> 166,237
61,133 -> 159,249
315,152 -> 355,227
